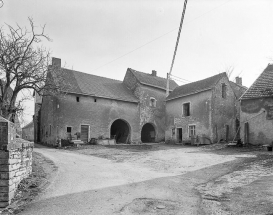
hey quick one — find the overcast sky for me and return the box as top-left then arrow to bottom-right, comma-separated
1,0 -> 273,125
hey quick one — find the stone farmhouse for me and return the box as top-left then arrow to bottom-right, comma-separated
36,58 -> 178,145
165,72 -> 246,144
240,64 -> 273,145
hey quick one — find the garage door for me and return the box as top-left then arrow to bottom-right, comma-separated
81,125 -> 89,143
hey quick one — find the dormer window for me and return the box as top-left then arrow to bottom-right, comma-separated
150,97 -> 156,107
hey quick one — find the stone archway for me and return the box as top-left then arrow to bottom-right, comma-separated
141,123 -> 156,143
110,119 -> 130,144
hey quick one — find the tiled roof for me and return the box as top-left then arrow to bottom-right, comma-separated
22,121 -> 34,129
241,64 -> 273,100
167,72 -> 227,101
54,68 -> 138,103
128,68 -> 178,91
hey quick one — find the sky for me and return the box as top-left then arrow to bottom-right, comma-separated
1,0 -> 273,126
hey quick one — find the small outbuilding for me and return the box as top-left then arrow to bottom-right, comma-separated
240,64 -> 273,145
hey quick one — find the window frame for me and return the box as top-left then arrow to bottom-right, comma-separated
149,97 -> 157,108
188,124 -> 196,137
221,83 -> 227,99
182,102 -> 191,117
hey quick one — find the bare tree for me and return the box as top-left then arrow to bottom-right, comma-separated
0,18 -> 61,122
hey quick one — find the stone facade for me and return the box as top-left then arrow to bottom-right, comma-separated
0,117 -> 33,208
165,74 -> 243,144
37,58 -> 176,145
40,93 -> 140,145
123,70 -> 168,142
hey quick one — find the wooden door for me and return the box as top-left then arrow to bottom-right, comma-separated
81,125 -> 89,143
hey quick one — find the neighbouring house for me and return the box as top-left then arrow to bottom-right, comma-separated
22,121 -> 34,141
165,72 -> 246,144
37,57 -> 177,145
240,64 -> 273,145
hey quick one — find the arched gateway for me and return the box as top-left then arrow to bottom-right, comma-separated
110,119 -> 130,144
141,123 -> 156,143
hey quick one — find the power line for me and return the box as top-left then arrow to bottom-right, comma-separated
90,0 -> 233,73
170,74 -> 191,83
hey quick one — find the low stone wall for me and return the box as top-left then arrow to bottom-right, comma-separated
0,140 -> 33,208
0,117 -> 34,208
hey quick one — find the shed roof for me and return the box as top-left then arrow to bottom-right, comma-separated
128,68 -> 178,91
241,64 -> 273,100
53,68 -> 138,103
167,72 -> 227,101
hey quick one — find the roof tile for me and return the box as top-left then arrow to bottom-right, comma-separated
55,68 -> 138,102
241,64 -> 273,100
167,72 -> 227,100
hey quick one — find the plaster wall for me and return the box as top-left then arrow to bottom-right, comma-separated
240,97 -> 273,145
165,90 -> 212,142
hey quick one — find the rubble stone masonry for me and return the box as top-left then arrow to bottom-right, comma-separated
0,117 -> 33,208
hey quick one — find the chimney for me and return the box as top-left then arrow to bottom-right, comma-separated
51,57 -> 61,68
152,70 -> 157,76
235,77 -> 242,86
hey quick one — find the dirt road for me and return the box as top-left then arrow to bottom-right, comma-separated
19,144 -> 273,215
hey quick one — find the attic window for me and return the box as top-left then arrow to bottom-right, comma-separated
76,96 -> 80,102
222,83 -> 227,98
150,97 -> 156,107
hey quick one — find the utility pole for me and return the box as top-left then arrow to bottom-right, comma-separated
166,0 -> 188,97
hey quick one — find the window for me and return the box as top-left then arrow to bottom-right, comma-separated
150,97 -> 156,107
94,98 -> 97,102
67,127 -> 72,133
183,103 -> 190,116
189,125 -> 196,137
222,83 -> 227,98
76,96 -> 80,102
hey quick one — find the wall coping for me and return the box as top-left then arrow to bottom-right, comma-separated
0,138 -> 34,151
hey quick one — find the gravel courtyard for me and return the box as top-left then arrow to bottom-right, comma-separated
17,143 -> 273,215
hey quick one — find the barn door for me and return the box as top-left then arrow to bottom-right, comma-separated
80,125 -> 89,143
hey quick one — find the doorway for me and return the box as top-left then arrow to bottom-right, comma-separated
81,125 -> 89,143
141,123 -> 156,143
177,128 -> 182,143
110,119 -> 130,144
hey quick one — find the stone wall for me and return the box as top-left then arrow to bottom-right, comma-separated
240,97 -> 273,145
40,93 -> 140,145
165,90 -> 212,143
0,117 -> 33,208
212,76 -> 237,142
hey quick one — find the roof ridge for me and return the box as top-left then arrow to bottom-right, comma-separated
173,72 -> 226,90
128,68 -> 168,80
62,68 -> 122,83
